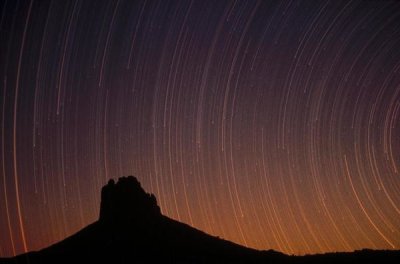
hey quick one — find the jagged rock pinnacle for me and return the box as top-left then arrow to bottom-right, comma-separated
99,176 -> 161,223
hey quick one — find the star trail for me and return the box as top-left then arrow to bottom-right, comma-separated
1,0 -> 400,257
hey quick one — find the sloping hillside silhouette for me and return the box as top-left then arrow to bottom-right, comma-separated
1,176 -> 399,264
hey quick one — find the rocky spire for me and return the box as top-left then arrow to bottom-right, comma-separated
99,176 -> 161,223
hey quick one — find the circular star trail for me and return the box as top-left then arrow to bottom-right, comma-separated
1,0 -> 400,256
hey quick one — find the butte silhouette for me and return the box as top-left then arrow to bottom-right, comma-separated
1,176 -> 399,263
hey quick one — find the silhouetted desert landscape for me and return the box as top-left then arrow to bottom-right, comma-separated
1,176 -> 399,264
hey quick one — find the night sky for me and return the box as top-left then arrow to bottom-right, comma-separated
1,0 -> 400,257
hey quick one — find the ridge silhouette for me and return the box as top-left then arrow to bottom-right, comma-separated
1,176 -> 399,264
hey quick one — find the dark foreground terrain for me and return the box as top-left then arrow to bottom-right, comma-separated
1,176 -> 399,264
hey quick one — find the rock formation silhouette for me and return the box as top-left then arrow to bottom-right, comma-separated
99,177 -> 161,223
1,176 -> 399,264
